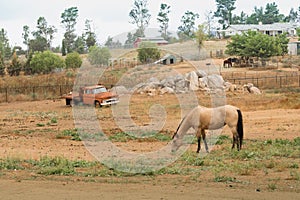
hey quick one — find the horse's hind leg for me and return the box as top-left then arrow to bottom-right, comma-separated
231,127 -> 238,150
232,136 -> 236,149
231,131 -> 240,151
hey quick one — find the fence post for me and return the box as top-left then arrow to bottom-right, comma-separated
280,76 -> 282,88
5,87 -> 8,103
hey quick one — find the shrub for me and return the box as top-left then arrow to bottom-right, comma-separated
30,51 -> 65,74
7,51 -> 22,76
88,45 -> 111,66
65,52 -> 82,69
137,42 -> 161,64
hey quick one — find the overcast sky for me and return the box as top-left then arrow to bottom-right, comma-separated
0,0 -> 299,48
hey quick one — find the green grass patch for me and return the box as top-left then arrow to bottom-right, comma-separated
1,138 -> 299,180
215,135 -> 230,145
214,175 -> 237,183
0,158 -> 25,170
108,131 -> 172,142
56,129 -> 106,141
36,123 -> 45,127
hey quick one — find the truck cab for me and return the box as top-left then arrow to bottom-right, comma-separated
63,85 -> 119,107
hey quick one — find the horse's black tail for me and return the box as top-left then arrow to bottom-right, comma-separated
237,109 -> 244,149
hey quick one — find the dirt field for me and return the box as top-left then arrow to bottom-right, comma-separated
0,85 -> 300,200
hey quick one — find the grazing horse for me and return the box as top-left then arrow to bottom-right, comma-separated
223,59 -> 232,68
223,57 -> 239,68
171,105 -> 243,153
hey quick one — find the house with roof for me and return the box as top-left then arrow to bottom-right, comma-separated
222,23 -> 299,37
154,54 -> 177,65
133,37 -> 168,48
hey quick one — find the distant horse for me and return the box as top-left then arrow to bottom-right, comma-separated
223,59 -> 232,68
223,58 -> 239,68
171,105 -> 243,153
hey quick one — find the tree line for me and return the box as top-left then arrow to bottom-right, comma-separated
0,0 -> 300,76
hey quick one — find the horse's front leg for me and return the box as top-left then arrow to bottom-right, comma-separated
202,130 -> 209,153
196,137 -> 201,153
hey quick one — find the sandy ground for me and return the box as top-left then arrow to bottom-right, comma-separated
0,97 -> 300,199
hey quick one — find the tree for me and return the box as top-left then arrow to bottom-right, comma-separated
195,25 -> 207,56
22,25 -> 30,55
105,36 -> 113,47
88,46 -> 111,66
124,32 -> 135,48
30,51 -> 65,74
84,19 -> 97,49
263,2 -> 284,24
74,35 -> 86,54
137,42 -> 161,63
177,11 -> 199,39
286,8 -> 298,22
29,36 -> 48,52
23,50 -> 33,75
129,0 -> 151,37
214,0 -> 236,29
0,28 -> 12,60
61,7 -> 79,54
65,52 -> 82,69
204,11 -> 215,38
225,30 -> 288,65
62,39 -> 67,56
157,3 -> 171,40
232,11 -> 247,24
246,6 -> 264,24
105,36 -> 122,48
7,51 -> 21,76
274,33 -> 289,56
32,17 -> 57,50
0,51 -> 5,76
246,3 -> 285,24
296,28 -> 300,41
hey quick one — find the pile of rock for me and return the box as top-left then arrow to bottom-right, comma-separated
112,71 -> 262,96
243,83 -> 262,94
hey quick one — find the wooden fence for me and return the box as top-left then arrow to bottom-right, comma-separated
0,84 -> 74,103
0,73 -> 299,103
0,80 -> 118,103
222,71 -> 300,89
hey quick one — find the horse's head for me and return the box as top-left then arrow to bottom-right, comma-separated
171,133 -> 182,152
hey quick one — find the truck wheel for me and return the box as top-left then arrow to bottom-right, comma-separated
94,101 -> 101,108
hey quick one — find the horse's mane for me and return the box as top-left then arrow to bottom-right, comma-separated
172,116 -> 186,139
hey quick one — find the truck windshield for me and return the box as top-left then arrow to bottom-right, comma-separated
92,87 -> 107,94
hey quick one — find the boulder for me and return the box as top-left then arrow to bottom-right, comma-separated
199,74 -> 224,90
196,70 -> 207,78
111,85 -> 129,95
243,83 -> 261,94
160,87 -> 175,95
186,71 -> 199,91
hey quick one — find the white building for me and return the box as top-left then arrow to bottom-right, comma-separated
288,41 -> 300,55
222,23 -> 299,37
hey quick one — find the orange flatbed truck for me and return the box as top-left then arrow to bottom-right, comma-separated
62,85 -> 119,107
